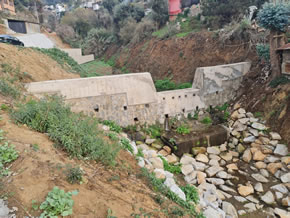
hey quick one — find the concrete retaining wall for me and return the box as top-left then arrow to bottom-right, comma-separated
61,48 -> 94,64
25,22 -> 41,34
26,62 -> 251,126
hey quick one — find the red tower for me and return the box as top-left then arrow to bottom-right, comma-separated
168,0 -> 181,18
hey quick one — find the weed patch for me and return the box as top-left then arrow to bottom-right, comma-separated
154,78 -> 191,92
120,138 -> 134,154
201,117 -> 212,125
159,156 -> 182,174
65,165 -> 83,184
11,96 -> 120,166
103,120 -> 122,133
0,79 -> 20,99
176,125 -> 190,135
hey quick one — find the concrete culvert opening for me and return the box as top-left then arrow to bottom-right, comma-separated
94,105 -> 99,112
134,117 -> 139,122
124,106 -> 127,110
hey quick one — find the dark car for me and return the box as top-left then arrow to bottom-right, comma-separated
0,35 -> 24,46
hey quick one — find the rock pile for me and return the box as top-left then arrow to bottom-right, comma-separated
104,104 -> 290,217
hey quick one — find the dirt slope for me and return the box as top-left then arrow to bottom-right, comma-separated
0,43 -> 79,82
0,107 -> 167,217
105,31 -> 256,84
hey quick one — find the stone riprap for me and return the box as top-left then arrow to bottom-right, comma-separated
26,62 -> 251,126
107,105 -> 290,217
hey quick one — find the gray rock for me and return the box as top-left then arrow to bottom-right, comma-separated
252,174 -> 269,183
184,171 -> 197,184
219,185 -> 237,194
274,208 -> 290,218
260,169 -> 269,178
206,166 -> 224,177
269,132 -> 282,140
130,141 -> 138,155
243,136 -> 256,143
203,206 -> 225,218
246,195 -> 259,204
264,155 -> 280,163
242,149 -> 252,163
181,164 -> 194,176
238,108 -> 246,114
238,210 -> 246,215
209,159 -> 219,166
164,178 -> 175,188
153,169 -> 166,179
164,171 -> 174,179
274,144 -> 288,156
0,199 -> 10,217
233,121 -> 247,132
271,184 -> 288,194
251,123 -> 267,131
239,118 -> 249,124
244,202 -> 256,211
216,171 -> 228,179
234,196 -> 247,203
137,157 -> 145,167
261,191 -> 275,205
170,184 -> 186,201
248,128 -> 259,137
222,201 -> 238,218
180,155 -> 195,165
282,196 -> 290,207
281,172 -> 290,183
138,143 -> 150,151
269,140 -> 278,146
275,192 -> 283,200
192,161 -> 207,171
206,178 -> 225,185
149,157 -> 164,169
207,147 -> 221,155
145,138 -> 156,145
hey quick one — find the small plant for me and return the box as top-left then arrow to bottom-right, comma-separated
159,156 -> 182,174
176,125 -> 190,135
256,44 -> 270,62
0,104 -> 9,111
65,165 -> 83,184
120,138 -> 133,154
31,200 -> 39,210
107,208 -> 117,218
201,117 -> 212,125
106,132 -> 119,141
39,187 -> 78,218
31,143 -> 39,151
136,148 -> 144,158
169,138 -> 176,145
103,120 -> 122,133
254,112 -> 263,118
181,185 -> 199,204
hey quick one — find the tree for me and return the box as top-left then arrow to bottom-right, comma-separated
201,0 -> 266,28
113,3 -> 145,27
257,3 -> 289,77
150,0 -> 169,28
102,0 -> 120,13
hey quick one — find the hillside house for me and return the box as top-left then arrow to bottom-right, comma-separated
277,43 -> 290,76
0,0 -> 15,15
80,0 -> 101,11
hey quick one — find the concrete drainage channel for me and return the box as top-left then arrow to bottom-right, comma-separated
106,105 -> 290,217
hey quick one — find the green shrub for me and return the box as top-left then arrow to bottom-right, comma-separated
142,124 -> 162,138
180,185 -> 199,204
159,156 -> 182,174
65,166 -> 83,184
106,132 -> 119,141
0,79 -> 20,99
11,96 -> 120,166
201,117 -> 212,125
256,44 -> 270,62
39,187 -> 78,218
120,138 -> 133,154
269,76 -> 290,88
103,120 -> 122,133
257,3 -> 290,32
154,78 -> 192,91
140,168 -> 204,217
176,125 -> 190,135
35,48 -> 86,75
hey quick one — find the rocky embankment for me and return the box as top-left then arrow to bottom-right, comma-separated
113,104 -> 290,217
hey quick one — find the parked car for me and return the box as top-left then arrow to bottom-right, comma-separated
0,35 -> 24,46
